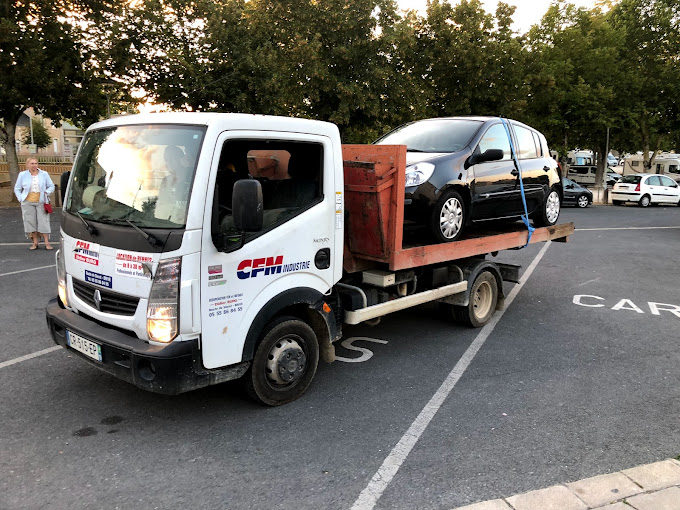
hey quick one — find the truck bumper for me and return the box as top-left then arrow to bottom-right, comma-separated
45,298 -> 249,395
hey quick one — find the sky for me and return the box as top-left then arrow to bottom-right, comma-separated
396,0 -> 600,34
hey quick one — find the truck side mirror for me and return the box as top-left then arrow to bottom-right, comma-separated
233,179 -> 263,232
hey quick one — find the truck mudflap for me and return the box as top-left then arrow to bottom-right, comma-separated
45,298 -> 249,395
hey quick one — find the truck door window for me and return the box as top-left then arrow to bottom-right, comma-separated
214,140 -> 323,249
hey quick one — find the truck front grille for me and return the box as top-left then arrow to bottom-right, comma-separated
72,279 -> 140,316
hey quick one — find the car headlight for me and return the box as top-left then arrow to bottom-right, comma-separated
405,162 -> 435,187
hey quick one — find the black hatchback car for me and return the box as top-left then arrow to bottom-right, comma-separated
374,117 -> 563,242
562,178 -> 593,208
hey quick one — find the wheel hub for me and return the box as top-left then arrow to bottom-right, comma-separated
440,198 -> 463,238
265,338 -> 307,385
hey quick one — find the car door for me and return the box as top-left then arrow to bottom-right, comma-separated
659,175 -> 680,203
469,122 -> 520,220
562,178 -> 577,205
645,175 -> 663,203
511,124 -> 548,213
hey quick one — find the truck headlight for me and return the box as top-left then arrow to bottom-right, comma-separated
56,245 -> 68,307
405,162 -> 435,187
147,257 -> 181,343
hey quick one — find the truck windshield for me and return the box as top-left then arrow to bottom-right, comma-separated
65,124 -> 205,228
374,119 -> 482,153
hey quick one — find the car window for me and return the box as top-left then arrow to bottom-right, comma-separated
513,126 -> 538,159
620,175 -> 641,184
646,176 -> 661,186
669,164 -> 679,174
659,176 -> 676,186
477,124 -> 511,160
532,132 -> 543,156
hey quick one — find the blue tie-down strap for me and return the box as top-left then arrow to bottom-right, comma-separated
500,117 -> 534,247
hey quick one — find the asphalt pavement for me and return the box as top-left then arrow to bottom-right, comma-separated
1,202 -> 679,510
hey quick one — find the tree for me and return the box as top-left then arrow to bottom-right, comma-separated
609,0 -> 680,171
0,0 -> 120,199
20,117 -> 52,150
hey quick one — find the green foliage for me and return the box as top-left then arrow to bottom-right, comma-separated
20,118 -> 52,149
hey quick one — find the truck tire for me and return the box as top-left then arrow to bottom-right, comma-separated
244,317 -> 319,406
451,271 -> 498,328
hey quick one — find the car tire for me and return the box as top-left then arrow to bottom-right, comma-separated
243,316 -> 319,406
577,194 -> 590,208
430,189 -> 466,243
612,200 -> 623,206
447,271 -> 498,328
639,194 -> 651,207
532,188 -> 561,227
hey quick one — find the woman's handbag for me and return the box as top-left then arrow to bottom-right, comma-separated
44,193 -> 53,214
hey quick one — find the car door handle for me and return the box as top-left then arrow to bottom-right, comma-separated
543,166 -> 550,172
511,169 -> 519,176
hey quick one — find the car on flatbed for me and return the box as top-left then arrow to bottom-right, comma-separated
374,117 -> 562,243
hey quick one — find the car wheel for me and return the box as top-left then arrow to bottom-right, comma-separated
532,188 -> 561,227
612,200 -> 623,206
639,194 -> 651,207
577,194 -> 590,208
243,317 -> 319,406
430,189 -> 465,243
446,271 -> 498,328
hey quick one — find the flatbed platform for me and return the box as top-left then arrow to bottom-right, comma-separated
342,144 -> 574,273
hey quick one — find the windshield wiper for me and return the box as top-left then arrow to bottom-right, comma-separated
406,148 -> 427,153
76,212 -> 97,236
125,220 -> 163,248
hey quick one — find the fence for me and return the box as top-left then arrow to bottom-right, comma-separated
0,155 -> 74,164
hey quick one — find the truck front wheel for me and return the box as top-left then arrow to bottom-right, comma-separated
450,271 -> 498,328
244,317 -> 319,406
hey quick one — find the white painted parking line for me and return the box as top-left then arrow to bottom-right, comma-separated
578,226 -> 680,231
0,346 -> 61,370
0,264 -> 55,277
350,241 -> 553,510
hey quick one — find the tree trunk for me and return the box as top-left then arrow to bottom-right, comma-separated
1,115 -> 22,203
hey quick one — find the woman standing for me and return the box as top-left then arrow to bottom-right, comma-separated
13,157 -> 55,250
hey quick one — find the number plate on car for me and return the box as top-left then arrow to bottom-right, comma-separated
67,331 -> 102,362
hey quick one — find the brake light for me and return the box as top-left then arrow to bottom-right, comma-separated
635,183 -> 640,192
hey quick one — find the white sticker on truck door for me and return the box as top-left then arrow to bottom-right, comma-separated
74,240 -> 101,266
115,250 -> 153,279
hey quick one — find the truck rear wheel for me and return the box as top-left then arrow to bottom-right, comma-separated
244,317 -> 319,406
450,271 -> 498,328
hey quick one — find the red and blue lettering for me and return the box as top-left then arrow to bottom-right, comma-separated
237,256 -> 283,279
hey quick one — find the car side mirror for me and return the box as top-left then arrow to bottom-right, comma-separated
233,179 -> 263,232
467,148 -> 504,168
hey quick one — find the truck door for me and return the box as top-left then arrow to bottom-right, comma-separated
199,131 -> 338,369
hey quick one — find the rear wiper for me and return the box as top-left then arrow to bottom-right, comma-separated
76,212 -> 97,236
125,220 -> 162,247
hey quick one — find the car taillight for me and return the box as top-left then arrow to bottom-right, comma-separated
635,183 -> 640,192
147,257 -> 181,343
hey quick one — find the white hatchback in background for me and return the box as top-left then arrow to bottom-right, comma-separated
611,173 -> 680,207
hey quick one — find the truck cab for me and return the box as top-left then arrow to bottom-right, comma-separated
47,113 -> 344,404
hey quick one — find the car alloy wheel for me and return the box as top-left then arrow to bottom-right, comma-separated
577,195 -> 589,208
639,195 -> 651,207
431,189 -> 466,243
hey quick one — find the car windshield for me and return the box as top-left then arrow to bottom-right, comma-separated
65,124 -> 205,228
620,175 -> 642,184
375,119 -> 482,153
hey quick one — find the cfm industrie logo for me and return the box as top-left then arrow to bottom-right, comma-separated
237,256 -> 312,279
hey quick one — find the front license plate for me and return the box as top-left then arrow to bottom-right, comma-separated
67,331 -> 102,362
